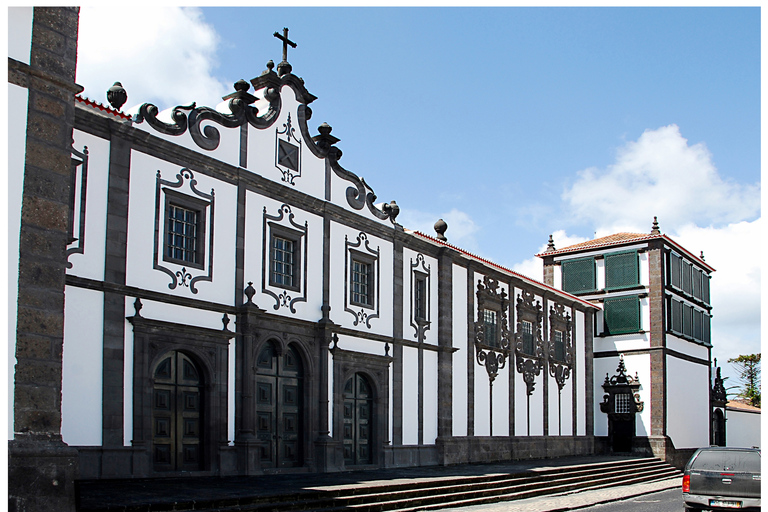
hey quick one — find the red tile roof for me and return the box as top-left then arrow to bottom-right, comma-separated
408,230 -> 600,311
727,400 -> 761,412
76,95 -> 132,120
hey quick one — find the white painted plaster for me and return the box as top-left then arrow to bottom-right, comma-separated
553,264 -> 562,289
638,252 -> 650,287
61,286 -> 103,446
575,311 -> 586,436
528,374 -> 545,436
123,298 -> 134,445
666,356 -> 709,448
8,83 -> 28,439
593,333 -> 651,354
594,354 -> 651,437
130,101 -> 240,167
726,409 -> 761,448
334,335 -> 387,357
242,192 -> 324,321
491,363 -> 509,436
666,335 -> 710,360
328,351 -> 333,437
328,223 -> 393,336
136,299 -> 231,331
8,7 -> 33,64
67,130 -> 110,281
423,351 -> 438,444
595,258 -> 606,290
402,346 -> 419,445
125,152 -> 237,304
451,264 -> 468,437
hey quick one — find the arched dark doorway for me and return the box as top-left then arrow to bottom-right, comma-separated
152,351 -> 204,472
255,343 -> 304,468
343,373 -> 373,466
712,409 -> 726,446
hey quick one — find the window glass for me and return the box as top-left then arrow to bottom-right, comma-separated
605,251 -> 639,290
562,258 -> 595,293
167,204 -> 198,263
415,276 -> 426,321
351,260 -> 371,306
693,450 -> 761,472
521,320 -> 534,354
615,393 -> 632,414
553,330 -> 565,361
271,236 -> 294,287
669,253 -> 682,289
483,309 -> 498,347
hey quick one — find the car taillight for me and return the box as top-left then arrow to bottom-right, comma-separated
682,475 -> 690,493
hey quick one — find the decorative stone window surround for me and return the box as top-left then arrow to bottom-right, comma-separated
261,204 -> 308,313
514,289 -> 544,396
344,232 -> 380,328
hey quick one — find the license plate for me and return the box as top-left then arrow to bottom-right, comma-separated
710,499 -> 742,508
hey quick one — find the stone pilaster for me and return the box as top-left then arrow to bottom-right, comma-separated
436,247 -> 454,438
647,240 -> 666,437
9,7 -> 82,512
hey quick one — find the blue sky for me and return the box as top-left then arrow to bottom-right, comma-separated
74,6 -> 760,386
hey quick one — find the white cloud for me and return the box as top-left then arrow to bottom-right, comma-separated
562,125 -> 760,234
399,207 -> 481,254
512,230 -> 590,281
77,7 -> 229,110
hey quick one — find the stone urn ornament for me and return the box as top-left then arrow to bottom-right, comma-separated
107,82 -> 127,110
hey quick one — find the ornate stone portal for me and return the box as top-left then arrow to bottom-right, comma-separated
600,355 -> 644,452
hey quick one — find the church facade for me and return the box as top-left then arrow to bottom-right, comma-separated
8,8 -> 717,509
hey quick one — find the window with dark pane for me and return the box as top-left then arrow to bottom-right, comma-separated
682,261 -> 693,295
703,314 -> 711,345
692,268 -> 702,300
521,320 -> 534,355
603,295 -> 641,335
605,251 -> 639,290
669,252 -> 682,289
167,204 -> 199,264
693,309 -> 703,342
414,275 -> 426,321
562,257 -> 596,294
483,309 -> 499,348
351,259 -> 372,307
271,235 -> 295,287
553,330 -> 565,361
669,298 -> 683,335
702,274 -> 711,305
615,393 -> 632,414
683,303 -> 693,338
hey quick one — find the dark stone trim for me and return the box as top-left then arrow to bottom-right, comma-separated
542,296 -> 549,436
65,143 -> 88,264
584,310 -> 595,436
234,184 -> 246,307
392,239 -> 404,446
436,249 -> 453,438
465,265 -> 475,436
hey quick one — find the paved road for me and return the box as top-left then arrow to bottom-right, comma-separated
440,477 -> 682,512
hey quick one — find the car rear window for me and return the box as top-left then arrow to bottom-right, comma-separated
693,450 -> 761,472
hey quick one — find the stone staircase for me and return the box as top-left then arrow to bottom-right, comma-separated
79,457 -> 681,512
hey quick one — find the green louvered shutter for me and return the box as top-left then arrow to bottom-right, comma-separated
669,253 -> 682,289
605,251 -> 639,290
604,295 -> 640,335
562,257 -> 596,293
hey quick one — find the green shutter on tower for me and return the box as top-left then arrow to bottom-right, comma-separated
605,251 -> 640,290
603,295 -> 641,335
562,257 -> 596,293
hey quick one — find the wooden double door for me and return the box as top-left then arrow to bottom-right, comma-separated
152,351 -> 204,472
255,343 -> 304,468
343,373 -> 373,466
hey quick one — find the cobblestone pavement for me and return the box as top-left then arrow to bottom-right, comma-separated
439,477 -> 682,512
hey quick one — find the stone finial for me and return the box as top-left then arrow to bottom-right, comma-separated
700,251 -> 706,261
244,281 -> 256,304
261,60 -> 276,76
545,234 -> 556,253
434,219 -> 448,241
651,216 -> 661,235
107,81 -> 127,110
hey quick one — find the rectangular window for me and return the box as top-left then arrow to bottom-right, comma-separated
603,295 -> 641,335
271,236 -> 295,288
692,268 -> 702,300
693,309 -> 703,342
414,276 -> 426,321
605,251 -> 639,290
351,259 -> 372,307
702,274 -> 711,305
561,257 -> 596,294
483,309 -> 498,348
553,330 -> 565,361
682,261 -> 693,295
669,253 -> 682,289
615,393 -> 632,414
167,204 -> 200,264
683,303 -> 693,338
703,314 -> 711,345
670,298 -> 683,334
521,320 -> 534,355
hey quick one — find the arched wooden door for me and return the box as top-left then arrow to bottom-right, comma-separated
343,373 -> 373,466
152,351 -> 204,472
255,343 -> 304,468
713,409 -> 726,446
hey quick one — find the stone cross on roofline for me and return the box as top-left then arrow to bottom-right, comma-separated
274,27 -> 296,63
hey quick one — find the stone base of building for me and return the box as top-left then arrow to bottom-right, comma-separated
594,435 -> 697,469
8,435 -> 79,512
436,436 -> 596,466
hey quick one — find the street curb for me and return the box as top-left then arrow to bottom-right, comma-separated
534,478 -> 682,512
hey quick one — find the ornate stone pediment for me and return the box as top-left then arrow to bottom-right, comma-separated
548,303 -> 573,390
515,289 -> 544,395
474,276 -> 510,383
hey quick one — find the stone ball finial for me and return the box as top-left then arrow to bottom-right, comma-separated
107,81 -> 127,110
434,219 -> 448,241
318,122 -> 332,136
545,234 -> 556,252
651,216 -> 661,235
234,79 -> 250,92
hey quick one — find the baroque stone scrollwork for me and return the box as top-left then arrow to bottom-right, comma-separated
275,113 -> 302,185
410,253 -> 431,340
344,232 -> 380,328
474,276 -> 511,383
66,144 -> 89,268
548,303 -> 573,390
600,355 -> 644,419
515,289 -> 544,395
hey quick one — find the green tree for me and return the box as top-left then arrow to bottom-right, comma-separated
727,353 -> 761,407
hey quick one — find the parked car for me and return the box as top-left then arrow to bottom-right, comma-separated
683,446 -> 761,511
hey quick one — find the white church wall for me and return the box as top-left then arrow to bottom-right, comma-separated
594,355 -> 652,438
67,129 -> 110,281
328,223 -> 393,336
245,92 -> 325,200
491,363 -> 510,436
402,346 -> 419,445
125,151 -> 238,304
327,351 -> 334,437
242,192 -> 324,321
726,409 -> 761,448
228,338 -> 236,445
665,335 -> 710,361
474,368 -> 491,437
451,264 -> 468,437
595,258 -> 606,290
8,82 -> 28,440
552,264 -> 562,289
666,356 -> 709,448
133,299 -> 232,332
402,249 -> 438,346
593,333 -> 650,354
334,335 -> 386,357
61,286 -> 103,446
575,310 -> 586,436
638,251 -> 650,286
423,350 -> 438,444
130,100 -> 241,168
8,7 -> 33,64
